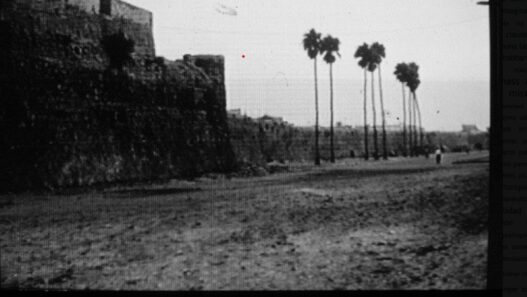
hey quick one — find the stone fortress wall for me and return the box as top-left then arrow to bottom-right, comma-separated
0,0 -> 235,191
6,0 -> 155,57
10,0 -> 151,25
106,0 -> 152,27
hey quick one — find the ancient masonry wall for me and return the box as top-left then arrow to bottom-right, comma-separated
228,116 -> 489,165
228,118 -> 407,164
9,0 -> 151,25
6,0 -> 154,57
65,0 -> 100,14
5,0 -> 99,14
108,0 -> 152,27
0,1 -> 235,191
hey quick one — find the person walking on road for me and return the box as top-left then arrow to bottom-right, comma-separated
435,147 -> 442,165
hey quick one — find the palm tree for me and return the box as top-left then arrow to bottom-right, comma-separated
409,76 -> 423,154
407,83 -> 417,156
413,90 -> 418,154
394,63 -> 410,157
303,29 -> 323,165
354,43 -> 371,160
407,83 -> 414,156
320,35 -> 341,163
414,89 -> 424,153
407,63 -> 420,155
366,56 -> 380,160
371,42 -> 387,160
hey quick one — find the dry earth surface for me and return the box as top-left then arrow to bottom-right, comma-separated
0,152 -> 489,290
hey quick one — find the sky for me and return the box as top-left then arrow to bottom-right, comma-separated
126,0 -> 490,132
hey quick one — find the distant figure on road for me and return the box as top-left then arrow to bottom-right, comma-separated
435,147 -> 442,165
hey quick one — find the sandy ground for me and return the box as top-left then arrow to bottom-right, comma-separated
0,152 -> 489,290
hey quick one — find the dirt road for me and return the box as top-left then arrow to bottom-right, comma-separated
0,152 -> 489,290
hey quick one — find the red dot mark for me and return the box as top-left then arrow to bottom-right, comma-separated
242,54 -> 246,59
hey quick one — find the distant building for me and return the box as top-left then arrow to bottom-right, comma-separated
334,123 -> 353,132
227,109 -> 243,119
258,115 -> 292,131
461,125 -> 481,134
259,115 -> 284,125
385,124 -> 404,132
354,124 -> 406,132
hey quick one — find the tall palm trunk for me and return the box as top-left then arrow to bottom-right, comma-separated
378,65 -> 387,160
363,69 -> 369,161
371,72 -> 379,160
412,92 -> 421,156
402,83 -> 407,157
408,89 -> 413,156
314,57 -> 321,165
412,92 -> 419,155
329,63 -> 335,163
414,92 -> 424,153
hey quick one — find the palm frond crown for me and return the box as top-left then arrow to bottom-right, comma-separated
367,62 -> 377,72
303,29 -> 322,59
394,62 -> 410,83
370,42 -> 385,68
409,77 -> 421,93
321,35 -> 341,64
407,62 -> 420,92
370,42 -> 386,59
354,43 -> 371,69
